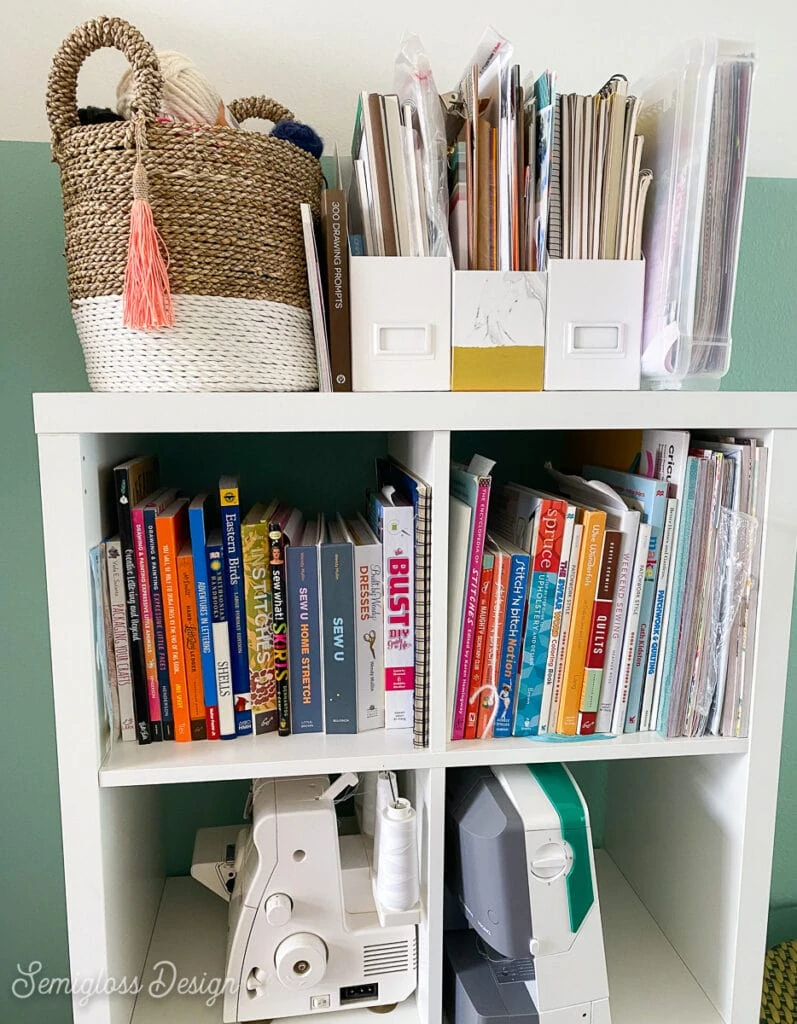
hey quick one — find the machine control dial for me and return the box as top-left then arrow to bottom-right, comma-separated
265,892 -> 294,926
530,842 -> 570,880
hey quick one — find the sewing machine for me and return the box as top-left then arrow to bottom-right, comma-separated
444,763 -> 611,1024
192,773 -> 418,1022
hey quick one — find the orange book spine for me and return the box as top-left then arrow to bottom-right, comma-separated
178,545 -> 207,740
476,549 -> 510,738
464,555 -> 495,739
156,509 -> 192,742
556,510 -> 607,735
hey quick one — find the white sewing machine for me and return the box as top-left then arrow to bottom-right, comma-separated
445,764 -> 611,1024
192,773 -> 418,1022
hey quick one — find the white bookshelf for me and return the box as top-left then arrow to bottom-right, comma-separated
34,391 -> 797,1024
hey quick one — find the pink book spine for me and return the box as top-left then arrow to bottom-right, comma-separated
452,480 -> 492,739
132,507 -> 162,732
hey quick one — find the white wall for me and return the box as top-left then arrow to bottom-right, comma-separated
2,0 -> 795,176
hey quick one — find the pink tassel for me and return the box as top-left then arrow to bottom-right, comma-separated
123,161 -> 174,330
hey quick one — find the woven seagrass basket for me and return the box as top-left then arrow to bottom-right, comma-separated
46,16 -> 322,392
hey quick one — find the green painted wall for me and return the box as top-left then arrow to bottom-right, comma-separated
1,141 -> 795,1021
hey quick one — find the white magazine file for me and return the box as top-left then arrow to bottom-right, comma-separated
544,257 -> 645,390
349,254 -> 452,391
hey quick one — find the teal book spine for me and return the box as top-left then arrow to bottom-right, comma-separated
656,458 -> 700,736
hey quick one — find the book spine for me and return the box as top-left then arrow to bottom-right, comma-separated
269,523 -> 291,736
286,545 -> 323,733
556,511 -> 605,735
657,460 -> 700,736
177,550 -> 207,739
594,528 -> 635,735
242,520 -> 276,736
547,524 -> 583,733
157,524 -> 191,742
514,501 -> 566,736
383,506 -> 415,730
476,554 -> 509,738
105,538 -> 136,741
643,497 -> 679,731
624,522 -> 664,732
353,542 -> 384,732
115,467 -> 154,744
321,543 -> 357,733
610,523 -> 651,735
493,553 -> 530,738
207,542 -> 235,739
452,480 -> 491,740
578,530 -> 622,735
539,509 -> 576,734
188,507 -> 219,740
465,557 -> 494,739
144,508 -> 174,739
132,508 -> 162,741
321,190 -> 352,391
99,544 -> 121,740
220,488 -> 252,736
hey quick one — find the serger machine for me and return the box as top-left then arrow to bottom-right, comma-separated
192,773 -> 418,1022
445,763 -> 611,1024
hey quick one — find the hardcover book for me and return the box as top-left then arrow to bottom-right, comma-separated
188,494 -> 220,740
113,455 -> 159,743
155,498 -> 192,742
219,476 -> 252,736
241,501 -> 279,736
342,514 -> 384,732
286,516 -> 324,734
206,532 -> 236,739
321,519 -> 357,734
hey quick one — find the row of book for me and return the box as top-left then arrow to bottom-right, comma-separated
89,455 -> 432,748
448,430 -> 766,741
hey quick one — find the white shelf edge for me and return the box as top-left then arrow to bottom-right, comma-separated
33,390 -> 797,436
99,731 -> 748,788
445,732 -> 748,766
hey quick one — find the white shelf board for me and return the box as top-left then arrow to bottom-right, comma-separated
131,876 -> 421,1024
99,728 -> 434,787
33,390 -> 797,436
131,857 -> 721,1024
597,851 -> 722,1024
445,732 -> 748,766
100,729 -> 747,787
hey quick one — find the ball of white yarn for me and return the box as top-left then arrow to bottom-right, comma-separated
117,50 -> 236,127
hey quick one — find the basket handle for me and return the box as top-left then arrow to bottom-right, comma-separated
46,16 -> 164,145
228,97 -> 296,126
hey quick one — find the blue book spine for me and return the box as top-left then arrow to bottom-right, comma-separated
513,565 -> 557,736
219,480 -> 252,736
624,526 -> 663,731
286,544 -> 323,733
189,499 -> 219,739
144,506 -> 174,739
320,541 -> 357,734
494,552 -> 530,738
657,458 -> 700,736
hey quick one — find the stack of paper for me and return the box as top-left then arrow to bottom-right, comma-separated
551,75 -> 650,261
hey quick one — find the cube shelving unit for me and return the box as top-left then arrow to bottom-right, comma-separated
34,390 -> 797,1024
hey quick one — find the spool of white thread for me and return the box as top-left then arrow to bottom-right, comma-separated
376,798 -> 420,913
373,770 -> 397,873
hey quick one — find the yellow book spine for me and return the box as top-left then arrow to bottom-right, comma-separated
556,509 -> 606,735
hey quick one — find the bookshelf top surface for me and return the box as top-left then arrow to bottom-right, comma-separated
33,390 -> 797,435
98,730 -> 748,788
